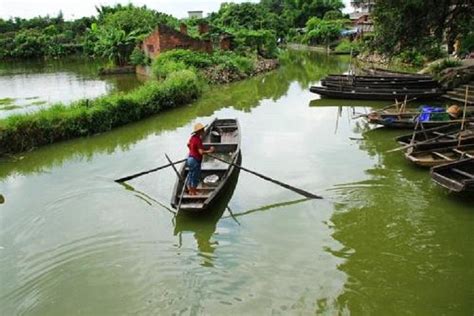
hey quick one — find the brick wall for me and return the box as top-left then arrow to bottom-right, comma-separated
158,24 -> 212,54
220,37 -> 232,51
142,28 -> 161,59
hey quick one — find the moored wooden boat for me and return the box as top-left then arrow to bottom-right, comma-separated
310,86 -> 443,100
321,79 -> 439,89
326,74 -> 433,81
171,118 -> 241,212
431,158 -> 474,192
362,68 -> 431,78
396,123 -> 474,150
367,112 -> 474,129
318,85 -> 442,94
405,144 -> 474,167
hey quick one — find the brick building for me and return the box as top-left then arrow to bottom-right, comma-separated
141,24 -> 213,59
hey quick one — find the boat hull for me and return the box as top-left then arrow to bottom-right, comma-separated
310,86 -> 443,101
171,118 -> 241,213
431,158 -> 474,192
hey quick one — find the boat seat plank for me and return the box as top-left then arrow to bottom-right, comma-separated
180,202 -> 205,209
451,168 -> 474,179
453,149 -> 474,158
182,193 -> 211,199
432,151 -> 454,161
433,131 -> 457,139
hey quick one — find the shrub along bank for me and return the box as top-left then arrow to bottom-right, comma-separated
0,70 -> 201,154
151,49 -> 278,84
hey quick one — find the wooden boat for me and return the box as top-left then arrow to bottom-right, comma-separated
316,85 -> 442,94
171,118 -> 241,212
326,74 -> 434,81
405,144 -> 474,167
367,112 -> 474,129
321,79 -> 439,89
396,123 -> 474,150
431,158 -> 474,192
362,68 -> 431,78
310,86 -> 444,100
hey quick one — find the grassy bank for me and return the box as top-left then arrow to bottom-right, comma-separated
0,69 -> 201,154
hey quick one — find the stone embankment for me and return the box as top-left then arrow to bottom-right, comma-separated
438,59 -> 474,89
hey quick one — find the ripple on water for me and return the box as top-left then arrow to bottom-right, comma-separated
2,229 -> 141,314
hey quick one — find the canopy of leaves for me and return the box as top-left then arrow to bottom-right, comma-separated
0,13 -> 93,58
371,0 -> 474,57
209,2 -> 287,38
87,4 -> 179,66
303,17 -> 347,45
261,0 -> 345,28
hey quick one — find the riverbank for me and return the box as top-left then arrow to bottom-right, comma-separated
0,52 -> 278,155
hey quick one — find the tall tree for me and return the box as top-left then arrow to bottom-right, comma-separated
372,0 -> 473,55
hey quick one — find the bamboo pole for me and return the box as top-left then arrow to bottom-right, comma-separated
458,86 -> 469,147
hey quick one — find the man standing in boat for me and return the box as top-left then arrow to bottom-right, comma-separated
187,123 -> 214,195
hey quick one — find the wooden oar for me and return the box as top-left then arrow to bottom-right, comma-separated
164,154 -> 187,211
208,154 -> 322,199
115,158 -> 186,183
165,154 -> 185,182
165,154 -> 188,211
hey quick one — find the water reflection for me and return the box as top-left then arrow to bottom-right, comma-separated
0,57 -> 143,118
174,169 -> 240,267
329,121 -> 474,314
0,50 -> 351,181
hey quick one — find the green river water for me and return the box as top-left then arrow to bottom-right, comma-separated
0,51 -> 473,315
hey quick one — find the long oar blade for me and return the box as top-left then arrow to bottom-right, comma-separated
115,158 -> 186,183
208,154 -> 322,199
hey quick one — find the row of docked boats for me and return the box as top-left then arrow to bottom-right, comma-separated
394,122 -> 474,192
310,72 -> 444,100
309,69 -> 474,194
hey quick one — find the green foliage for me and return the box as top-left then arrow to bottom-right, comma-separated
334,38 -> 361,53
151,49 -> 256,80
260,0 -> 345,28
152,60 -> 189,79
324,10 -> 343,20
129,46 -> 150,66
0,13 -> 91,59
428,58 -> 462,75
396,49 -> 425,67
88,4 -> 168,66
209,2 -> 286,38
461,32 -> 474,55
233,29 -> 278,58
370,0 -> 474,61
0,70 -> 201,154
303,18 -> 347,46
0,4 -> 179,62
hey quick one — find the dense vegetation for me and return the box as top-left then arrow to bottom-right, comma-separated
151,49 -> 254,80
367,0 -> 474,64
0,1 -> 347,63
0,13 -> 92,58
0,4 -> 177,62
